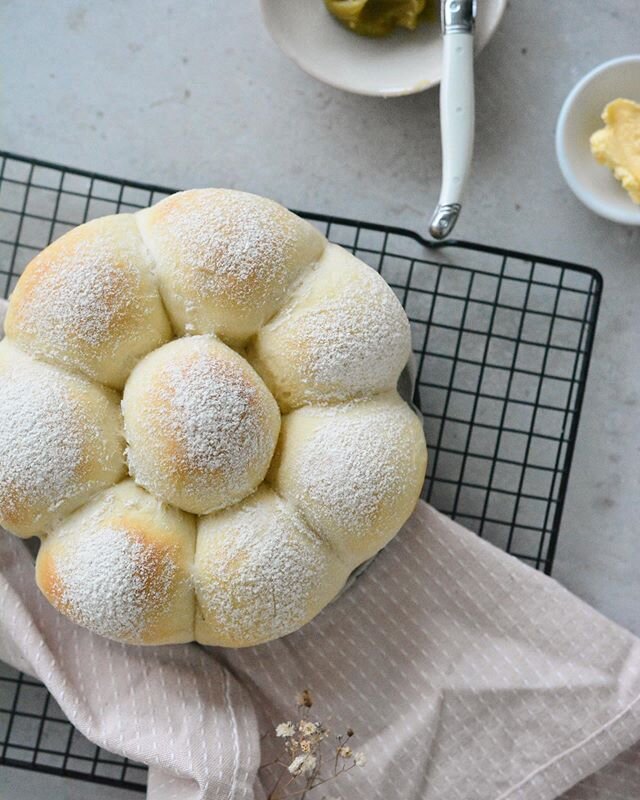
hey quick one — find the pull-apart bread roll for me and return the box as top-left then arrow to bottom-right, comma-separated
249,243 -> 412,411
122,335 -> 280,515
271,393 -> 427,566
36,480 -> 195,644
5,214 -> 172,389
136,189 -> 326,346
1,188 -> 427,647
0,339 -> 125,537
194,486 -> 350,648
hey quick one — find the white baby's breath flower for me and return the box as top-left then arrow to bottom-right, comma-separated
354,751 -> 367,767
288,753 -> 317,776
275,721 -> 296,738
338,746 -> 352,759
299,720 -> 318,736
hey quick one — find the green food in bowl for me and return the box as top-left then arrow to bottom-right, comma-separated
324,0 -> 433,37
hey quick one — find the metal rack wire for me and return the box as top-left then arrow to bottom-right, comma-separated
0,151 -> 602,791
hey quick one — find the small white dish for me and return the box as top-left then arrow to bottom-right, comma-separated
556,55 -> 640,226
260,0 -> 506,98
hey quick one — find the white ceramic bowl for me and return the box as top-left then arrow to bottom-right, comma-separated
260,0 -> 507,98
556,55 -> 640,226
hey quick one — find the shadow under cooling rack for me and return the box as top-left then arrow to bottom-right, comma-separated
0,151 -> 602,792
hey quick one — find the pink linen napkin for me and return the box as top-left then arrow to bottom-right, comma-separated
1,501 -> 639,800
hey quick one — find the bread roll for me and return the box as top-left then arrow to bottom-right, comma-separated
0,340 -> 126,537
270,393 -> 427,566
5,214 -> 172,389
136,189 -> 326,346
2,187 -> 428,647
36,480 -> 196,645
249,244 -> 412,411
194,485 -> 349,647
122,335 -> 280,515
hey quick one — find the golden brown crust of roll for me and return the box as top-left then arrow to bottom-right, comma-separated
5,214 -> 172,389
249,244 -> 412,412
0,340 -> 126,537
194,485 -> 350,648
270,393 -> 428,567
136,189 -> 326,346
122,335 -> 281,515
36,480 -> 196,645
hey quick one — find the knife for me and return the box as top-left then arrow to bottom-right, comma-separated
429,0 -> 476,240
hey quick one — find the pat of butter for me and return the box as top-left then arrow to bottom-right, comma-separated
590,98 -> 640,204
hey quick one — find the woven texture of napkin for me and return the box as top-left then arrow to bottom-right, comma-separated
1,500 -> 639,800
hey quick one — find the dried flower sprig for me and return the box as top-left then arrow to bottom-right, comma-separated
260,690 -> 367,800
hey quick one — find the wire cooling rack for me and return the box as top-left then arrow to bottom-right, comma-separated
0,151 -> 602,791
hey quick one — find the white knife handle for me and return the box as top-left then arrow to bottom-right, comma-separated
429,10 -> 475,240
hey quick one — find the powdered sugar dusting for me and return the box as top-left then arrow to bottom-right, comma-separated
162,354 -> 260,473
17,240 -> 140,351
161,190 -> 298,302
0,360 -> 100,528
275,269 -> 410,402
288,405 -> 413,532
0,186 -> 422,646
125,339 -> 279,512
53,525 -> 177,640
196,494 -> 329,643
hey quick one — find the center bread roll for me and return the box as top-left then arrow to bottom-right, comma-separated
122,335 -> 281,515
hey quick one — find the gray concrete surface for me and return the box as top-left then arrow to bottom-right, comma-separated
1,0 -> 639,795
1,766 -> 141,799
